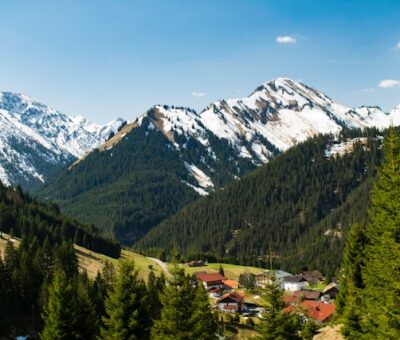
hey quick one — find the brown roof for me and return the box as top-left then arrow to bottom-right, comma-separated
196,272 -> 225,283
285,275 -> 308,283
218,291 -> 245,304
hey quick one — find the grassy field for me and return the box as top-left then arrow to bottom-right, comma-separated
182,262 -> 264,281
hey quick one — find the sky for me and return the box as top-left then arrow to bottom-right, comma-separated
0,0 -> 400,124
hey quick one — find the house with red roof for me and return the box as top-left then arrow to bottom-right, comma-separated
217,291 -> 245,313
195,272 -> 225,290
284,301 -> 335,323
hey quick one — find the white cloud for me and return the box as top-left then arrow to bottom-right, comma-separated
362,88 -> 375,93
378,79 -> 400,88
395,42 -> 400,50
192,91 -> 206,97
276,35 -> 297,44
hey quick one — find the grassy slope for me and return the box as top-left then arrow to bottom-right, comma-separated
182,262 -> 264,281
0,233 -> 162,281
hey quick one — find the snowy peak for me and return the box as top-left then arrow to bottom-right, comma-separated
0,91 -> 126,188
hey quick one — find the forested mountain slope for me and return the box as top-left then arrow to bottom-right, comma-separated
0,181 -> 120,258
136,129 -> 386,277
36,78 -> 398,245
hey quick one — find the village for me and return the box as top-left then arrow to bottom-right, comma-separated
187,260 -> 338,326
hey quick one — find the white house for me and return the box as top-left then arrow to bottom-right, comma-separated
283,276 -> 309,291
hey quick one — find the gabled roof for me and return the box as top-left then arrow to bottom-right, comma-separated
223,279 -> 239,289
196,272 -> 225,283
283,290 -> 321,303
322,282 -> 339,294
218,291 -> 245,304
284,275 -> 308,283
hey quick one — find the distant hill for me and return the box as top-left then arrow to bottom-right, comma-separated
136,128 -> 386,277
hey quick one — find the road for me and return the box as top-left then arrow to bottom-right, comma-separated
147,257 -> 171,276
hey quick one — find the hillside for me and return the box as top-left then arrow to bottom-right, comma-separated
36,78 -> 399,245
136,128 -> 385,277
0,181 -> 120,258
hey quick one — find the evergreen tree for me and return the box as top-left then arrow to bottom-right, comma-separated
151,255 -> 195,340
336,224 -> 367,337
358,127 -> 400,338
218,264 -> 225,277
147,270 -> 163,321
189,283 -> 219,340
40,270 -> 78,340
259,272 -> 301,340
100,260 -> 150,340
75,276 -> 98,339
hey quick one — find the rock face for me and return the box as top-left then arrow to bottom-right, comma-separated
0,92 -> 126,188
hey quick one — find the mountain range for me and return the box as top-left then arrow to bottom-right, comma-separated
0,91 -> 126,189
31,78 -> 400,245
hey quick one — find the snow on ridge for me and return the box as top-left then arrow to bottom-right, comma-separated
184,162 -> 214,189
325,138 -> 368,158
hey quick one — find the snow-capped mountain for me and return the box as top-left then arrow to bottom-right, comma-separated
0,92 -> 126,188
102,77 -> 397,193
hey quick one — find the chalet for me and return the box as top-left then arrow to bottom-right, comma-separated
283,276 -> 309,291
217,291 -> 245,313
300,270 -> 324,285
207,286 -> 223,298
322,282 -> 339,299
285,301 -> 335,323
255,270 -> 292,288
284,290 -> 321,304
195,272 -> 225,290
187,260 -> 205,267
223,279 -> 239,290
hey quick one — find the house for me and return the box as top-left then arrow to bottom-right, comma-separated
285,301 -> 335,323
207,286 -> 223,298
255,270 -> 292,288
195,272 -> 225,290
322,282 -> 339,299
284,290 -> 321,304
223,279 -> 239,290
300,270 -> 324,285
187,260 -> 205,267
283,276 -> 309,291
217,291 -> 245,313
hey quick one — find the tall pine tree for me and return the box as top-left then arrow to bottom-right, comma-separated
358,127 -> 400,338
336,224 -> 367,338
40,270 -> 78,340
100,260 -> 150,340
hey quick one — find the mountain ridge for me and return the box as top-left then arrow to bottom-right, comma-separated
0,91 -> 126,188
36,78 -> 399,245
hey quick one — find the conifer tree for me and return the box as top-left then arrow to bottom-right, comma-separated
40,270 -> 78,340
100,260 -> 150,340
147,270 -> 163,321
259,272 -> 301,340
218,264 -> 225,277
358,127 -> 400,337
151,254 -> 195,340
189,283 -> 219,340
336,223 -> 367,337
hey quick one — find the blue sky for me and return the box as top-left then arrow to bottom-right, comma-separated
0,0 -> 400,123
